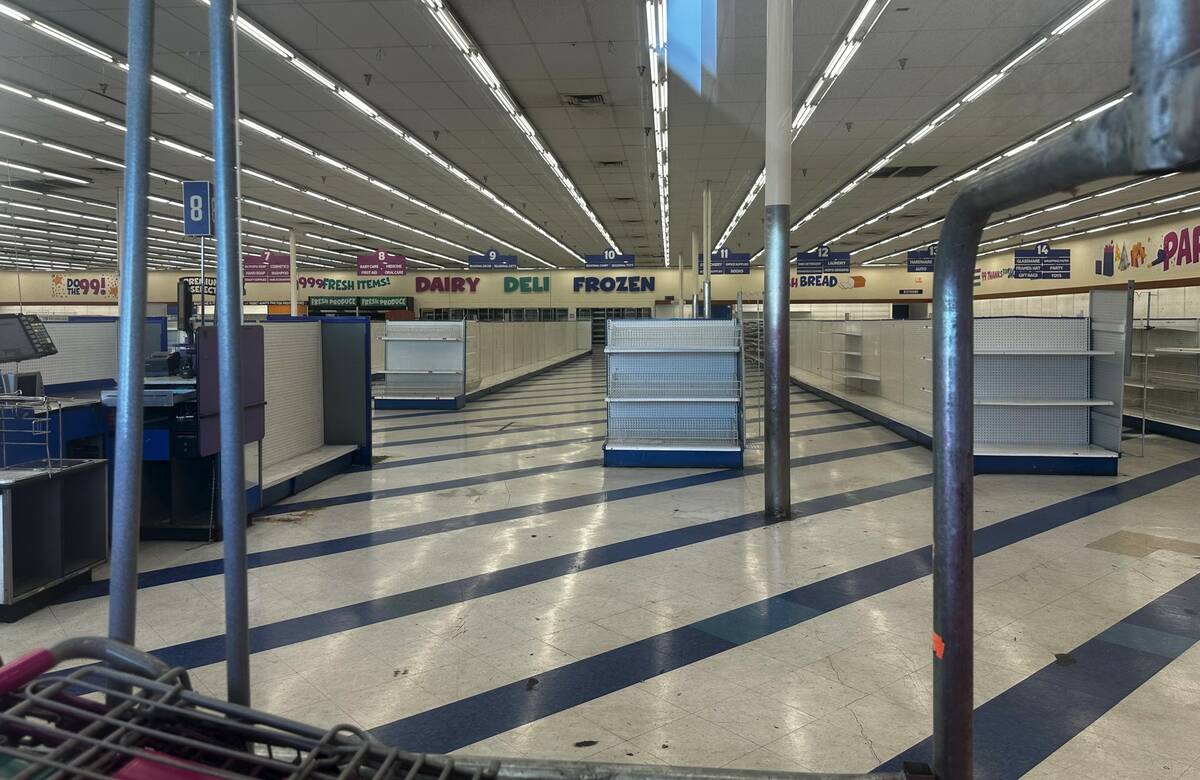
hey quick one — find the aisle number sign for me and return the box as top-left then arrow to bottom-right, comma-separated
1014,242 -> 1071,280
795,246 -> 850,274
468,249 -> 518,269
356,250 -> 407,276
181,181 -> 212,237
698,248 -> 751,275
906,246 -> 936,273
584,249 -> 635,268
243,251 -> 291,283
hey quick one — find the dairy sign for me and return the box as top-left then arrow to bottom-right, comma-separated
51,274 -> 118,299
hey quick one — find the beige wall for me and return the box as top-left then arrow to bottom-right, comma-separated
8,210 -> 1200,308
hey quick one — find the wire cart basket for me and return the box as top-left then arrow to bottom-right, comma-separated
0,395 -> 65,470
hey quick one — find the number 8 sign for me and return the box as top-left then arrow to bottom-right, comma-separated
181,181 -> 213,237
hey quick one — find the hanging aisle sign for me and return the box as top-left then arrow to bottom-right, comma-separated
698,247 -> 751,275
181,181 -> 213,237
584,249 -> 635,268
1014,242 -> 1071,280
468,249 -> 518,269
356,249 -> 407,276
795,246 -> 851,274
906,246 -> 936,273
243,250 -> 291,283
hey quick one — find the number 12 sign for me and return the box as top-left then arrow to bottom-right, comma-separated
182,181 -> 213,237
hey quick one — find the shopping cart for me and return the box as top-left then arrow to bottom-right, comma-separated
0,638 -> 923,780
0,637 -> 496,779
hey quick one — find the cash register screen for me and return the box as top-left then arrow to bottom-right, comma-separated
0,315 -> 55,363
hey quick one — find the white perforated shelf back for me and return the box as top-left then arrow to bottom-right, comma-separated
261,323 -> 325,469
34,321 -> 119,387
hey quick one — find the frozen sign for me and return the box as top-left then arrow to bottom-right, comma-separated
1014,242 -> 1070,280
243,250 -> 290,283
357,250 -> 407,277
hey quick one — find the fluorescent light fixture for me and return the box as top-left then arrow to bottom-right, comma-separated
235,17 -> 293,59
0,2 -> 30,21
41,171 -> 89,185
30,20 -> 112,61
290,59 -> 336,90
0,81 -> 31,98
36,97 -> 103,122
1052,0 -> 1107,35
184,93 -> 212,110
336,88 -> 376,118
150,75 -> 188,95
156,138 -> 206,158
963,73 -> 1003,103
239,117 -> 279,139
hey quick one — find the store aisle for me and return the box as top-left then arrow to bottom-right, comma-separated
5,354 -> 1200,778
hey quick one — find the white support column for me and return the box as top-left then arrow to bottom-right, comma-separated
288,228 -> 298,316
703,180 -> 712,318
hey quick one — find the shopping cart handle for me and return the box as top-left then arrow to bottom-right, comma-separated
0,638 -> 189,695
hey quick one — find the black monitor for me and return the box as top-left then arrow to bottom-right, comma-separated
0,314 -> 57,363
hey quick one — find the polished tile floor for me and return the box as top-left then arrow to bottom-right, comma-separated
5,354 -> 1200,778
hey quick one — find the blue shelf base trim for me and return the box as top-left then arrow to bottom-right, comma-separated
603,447 -> 744,469
789,376 -> 931,447
374,396 -> 464,410
45,379 -> 115,395
465,349 -> 594,402
791,375 -> 1117,476
1124,414 -> 1200,444
0,570 -> 93,623
259,451 -> 357,509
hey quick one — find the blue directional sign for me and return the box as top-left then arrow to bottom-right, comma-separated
1014,242 -> 1071,280
906,246 -> 936,273
181,181 -> 212,237
468,248 -> 518,269
795,246 -> 850,274
698,247 -> 751,275
584,249 -> 635,268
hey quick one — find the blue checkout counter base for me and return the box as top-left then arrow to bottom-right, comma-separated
603,447 -> 744,469
0,570 -> 91,623
374,396 -> 465,410
791,376 -> 1119,476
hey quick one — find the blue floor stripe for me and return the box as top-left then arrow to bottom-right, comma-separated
879,572 -> 1200,778
376,418 -> 607,448
374,406 -> 607,434
367,455 -> 1200,753
282,417 -> 874,516
57,439 -> 915,609
373,435 -> 607,470
144,471 -> 935,672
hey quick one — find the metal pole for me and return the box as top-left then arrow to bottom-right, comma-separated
107,0 -> 154,647
199,237 -> 206,327
690,230 -> 699,318
676,253 -> 684,317
929,3 -> 1200,774
703,181 -> 712,318
288,229 -> 298,316
209,0 -> 250,706
763,0 -> 792,520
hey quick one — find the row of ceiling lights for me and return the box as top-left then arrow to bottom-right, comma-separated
771,0 -> 1115,260
0,79 -> 484,268
417,0 -> 620,255
716,0 -> 891,250
0,126 -> 465,268
646,0 -> 669,265
0,0 -> 573,268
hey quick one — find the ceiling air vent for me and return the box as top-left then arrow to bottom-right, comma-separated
595,160 -> 625,168
869,165 -> 938,179
561,93 -> 606,106
5,179 -> 87,192
613,196 -> 636,202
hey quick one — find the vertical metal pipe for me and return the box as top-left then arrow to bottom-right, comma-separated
703,181 -> 712,318
209,0 -> 250,706
676,253 -> 684,316
107,0 -> 154,647
690,230 -> 699,318
288,229 -> 298,316
763,0 -> 792,520
199,238 -> 207,327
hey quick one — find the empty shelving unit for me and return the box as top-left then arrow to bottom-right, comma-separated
604,319 -> 744,467
375,321 -> 472,409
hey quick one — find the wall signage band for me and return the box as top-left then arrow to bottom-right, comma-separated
504,276 -> 550,293
571,276 -> 656,292
795,246 -> 850,274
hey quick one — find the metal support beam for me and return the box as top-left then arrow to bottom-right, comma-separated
691,230 -> 699,318
288,229 -> 298,316
763,0 -> 792,521
702,181 -> 712,318
108,0 -> 154,646
677,253 -> 684,316
208,0 -> 250,707
930,2 -> 1199,775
